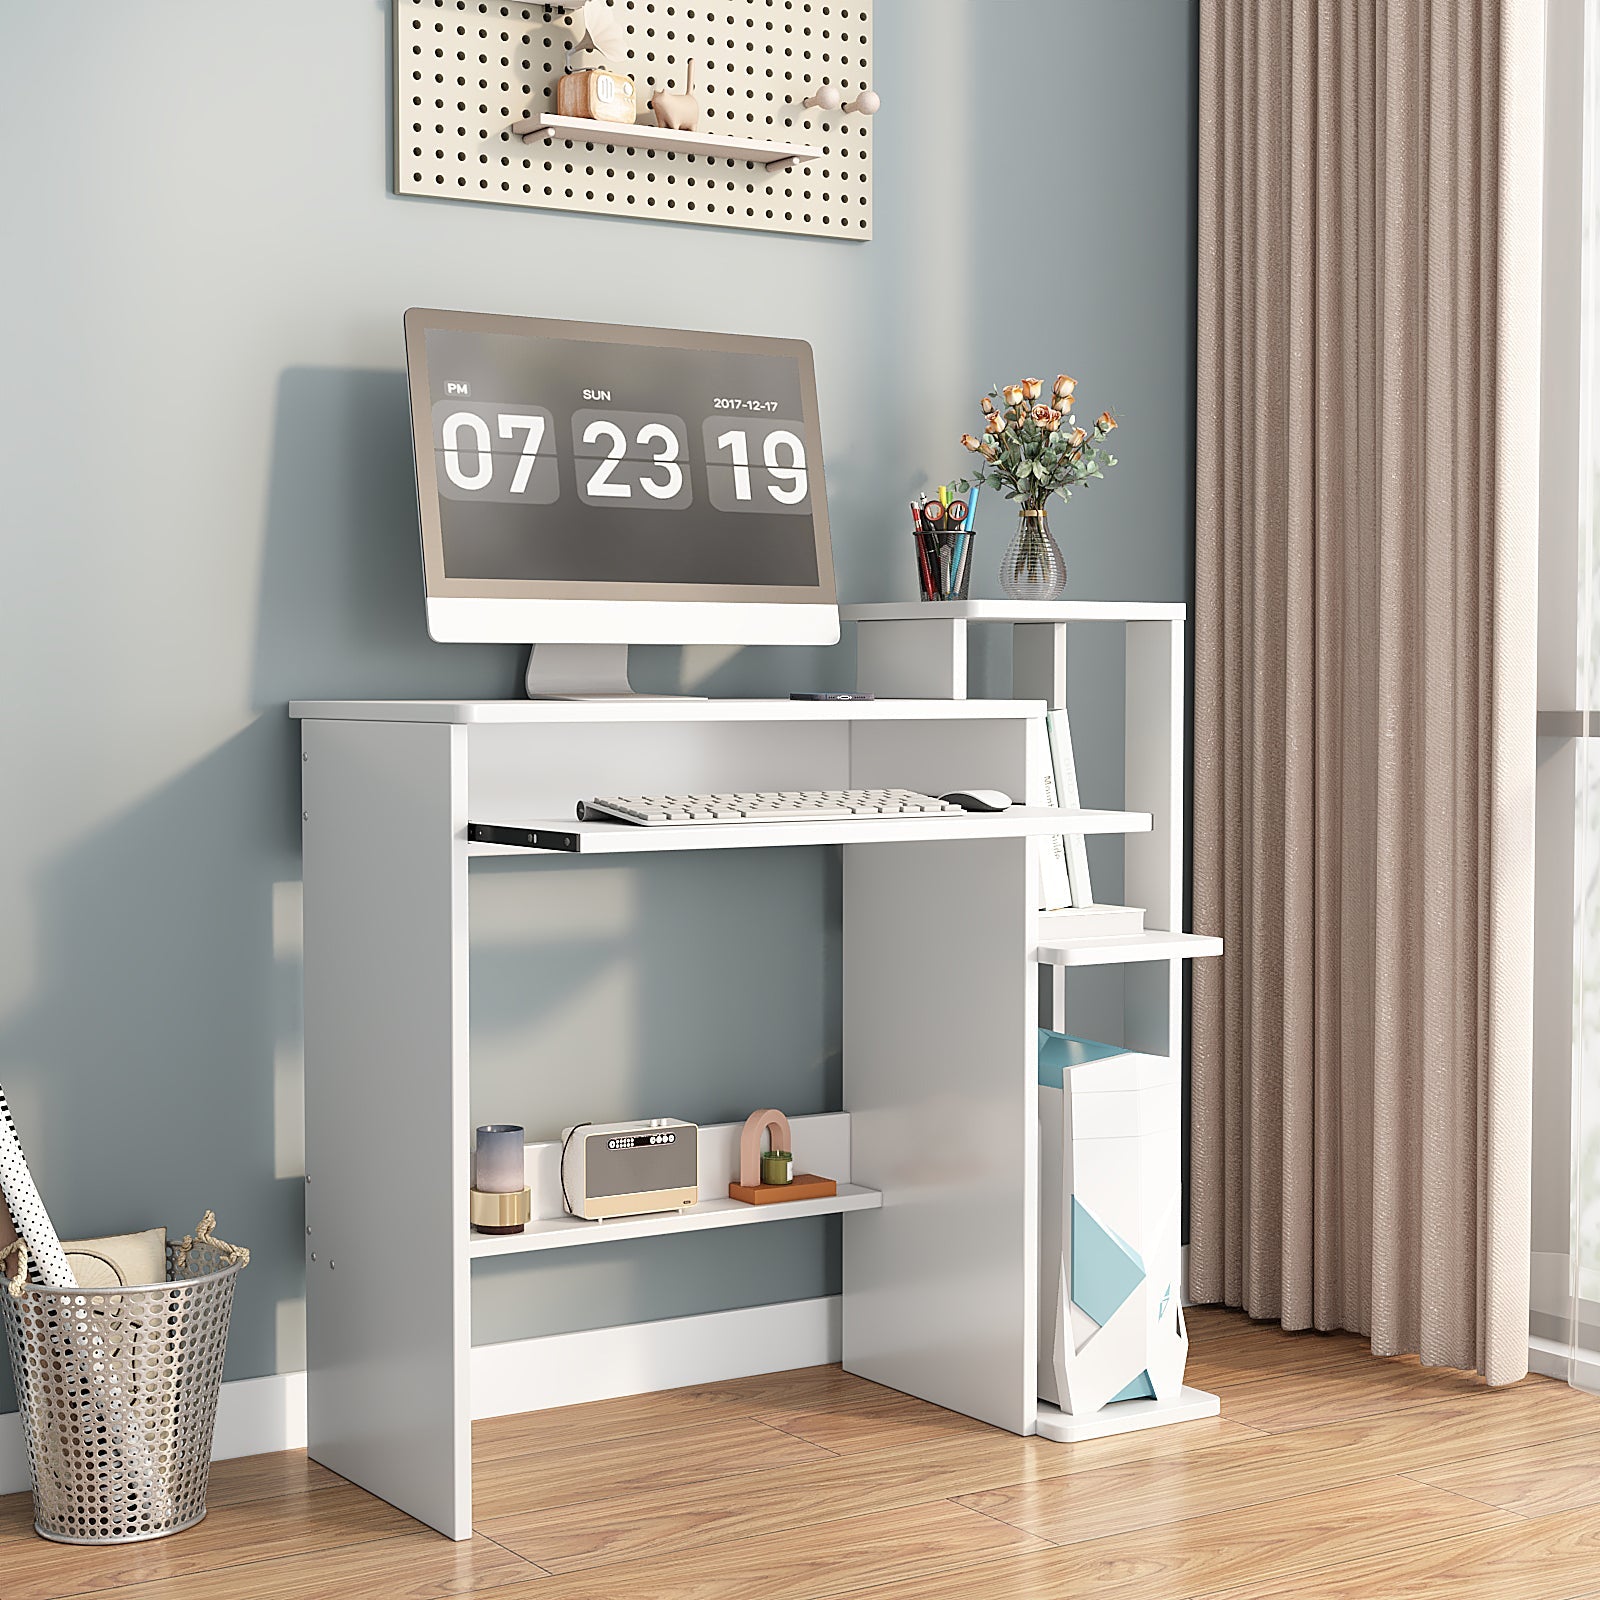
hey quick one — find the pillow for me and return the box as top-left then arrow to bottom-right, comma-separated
59,1227 -> 167,1288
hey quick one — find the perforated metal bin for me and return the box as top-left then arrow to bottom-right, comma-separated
0,1215 -> 247,1544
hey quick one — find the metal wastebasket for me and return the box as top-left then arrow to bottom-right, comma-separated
0,1212 -> 248,1544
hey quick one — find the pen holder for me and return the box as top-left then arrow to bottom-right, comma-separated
915,528 -> 975,602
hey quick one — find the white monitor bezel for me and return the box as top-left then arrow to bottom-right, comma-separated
404,308 -> 840,646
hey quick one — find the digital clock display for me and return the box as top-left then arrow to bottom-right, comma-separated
413,318 -> 826,592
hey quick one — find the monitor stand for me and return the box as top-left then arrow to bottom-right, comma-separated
523,643 -> 708,701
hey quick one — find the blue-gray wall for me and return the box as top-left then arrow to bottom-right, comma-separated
0,0 -> 1196,1402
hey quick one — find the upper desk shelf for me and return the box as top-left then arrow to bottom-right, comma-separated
840,600 -> 1188,624
842,600 -> 1188,702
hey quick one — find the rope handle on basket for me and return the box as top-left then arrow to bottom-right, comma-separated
173,1211 -> 250,1272
2,1238 -> 27,1298
3,1213 -> 249,1295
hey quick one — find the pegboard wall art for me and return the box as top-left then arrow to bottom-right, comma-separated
397,0 -> 875,239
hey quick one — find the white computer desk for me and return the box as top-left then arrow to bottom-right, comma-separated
292,635 -> 1201,1538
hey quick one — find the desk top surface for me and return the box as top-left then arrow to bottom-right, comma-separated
290,698 -> 1048,724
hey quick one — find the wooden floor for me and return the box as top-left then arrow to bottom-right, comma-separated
6,1308 -> 1600,1599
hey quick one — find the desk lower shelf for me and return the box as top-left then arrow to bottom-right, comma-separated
469,1184 -> 882,1257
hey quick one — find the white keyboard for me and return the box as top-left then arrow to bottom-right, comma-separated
579,788 -> 968,825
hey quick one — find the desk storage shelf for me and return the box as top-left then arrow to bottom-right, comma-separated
468,1112 -> 881,1257
1034,922 -> 1224,969
470,1187 -> 883,1257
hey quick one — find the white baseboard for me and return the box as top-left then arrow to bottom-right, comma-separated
1528,1331 -> 1600,1390
471,1295 -> 841,1419
0,1295 -> 841,1498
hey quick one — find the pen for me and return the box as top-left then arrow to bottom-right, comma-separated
910,500 -> 936,599
955,482 -> 980,596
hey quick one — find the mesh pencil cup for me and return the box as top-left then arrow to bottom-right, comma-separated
914,526 -> 976,601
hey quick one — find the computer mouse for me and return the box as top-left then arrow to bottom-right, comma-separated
940,789 -> 1014,813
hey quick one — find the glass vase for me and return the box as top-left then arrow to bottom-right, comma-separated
1000,506 -> 1067,601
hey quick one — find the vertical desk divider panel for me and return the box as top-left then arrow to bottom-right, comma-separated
1011,621 -> 1068,1033
854,620 -> 968,700
301,720 -> 472,1540
1123,620 -> 1184,1058
842,837 -> 1039,1435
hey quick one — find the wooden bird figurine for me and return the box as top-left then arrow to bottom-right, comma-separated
651,60 -> 701,132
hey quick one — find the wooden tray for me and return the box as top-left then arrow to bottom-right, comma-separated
728,1174 -> 838,1205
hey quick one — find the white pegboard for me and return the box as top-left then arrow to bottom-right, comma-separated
397,0 -> 874,239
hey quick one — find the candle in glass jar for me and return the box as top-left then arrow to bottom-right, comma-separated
474,1125 -> 525,1193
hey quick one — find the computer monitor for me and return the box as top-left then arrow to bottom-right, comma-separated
403,308 -> 839,697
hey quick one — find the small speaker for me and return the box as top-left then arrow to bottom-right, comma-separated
560,1119 -> 699,1220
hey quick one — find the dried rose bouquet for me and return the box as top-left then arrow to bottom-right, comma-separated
954,376 -> 1118,509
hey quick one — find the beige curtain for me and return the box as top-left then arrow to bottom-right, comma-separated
1191,0 -> 1543,1383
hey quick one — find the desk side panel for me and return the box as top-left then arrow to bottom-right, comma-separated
301,719 -> 471,1539
842,837 -> 1038,1434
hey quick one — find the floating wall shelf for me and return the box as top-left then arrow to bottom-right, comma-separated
509,112 -> 824,172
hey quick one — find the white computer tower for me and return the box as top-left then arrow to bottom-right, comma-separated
1038,1031 -> 1189,1415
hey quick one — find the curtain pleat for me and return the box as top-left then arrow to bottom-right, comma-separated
1192,0 -> 1540,1382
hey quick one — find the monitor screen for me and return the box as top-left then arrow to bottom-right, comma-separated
404,309 -> 838,642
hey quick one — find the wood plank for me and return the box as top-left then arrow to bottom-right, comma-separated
477,1418 -> 1260,1574
1214,1353 -> 1546,1432
474,1499 -> 1047,1600
751,1391 -> 995,1455
469,1414 -> 833,1520
28,1532 -> 536,1600
1407,1423 -> 1600,1517
821,1475 -> 1514,1600
955,1382 -> 1600,1544
1182,1323 -> 1383,1383
1182,1305 -> 1368,1351
471,1363 -> 888,1461
0,1483 -> 419,1600
1193,1504 -> 1600,1600
189,1451 -> 345,1511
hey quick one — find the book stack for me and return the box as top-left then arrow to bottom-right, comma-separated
1032,708 -> 1094,911
1033,709 -> 1146,935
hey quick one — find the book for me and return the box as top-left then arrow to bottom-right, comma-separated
1028,718 -> 1073,910
1045,707 -> 1095,907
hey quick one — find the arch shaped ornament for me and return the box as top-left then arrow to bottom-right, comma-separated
737,1108 -> 793,1188
729,1107 -> 837,1204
